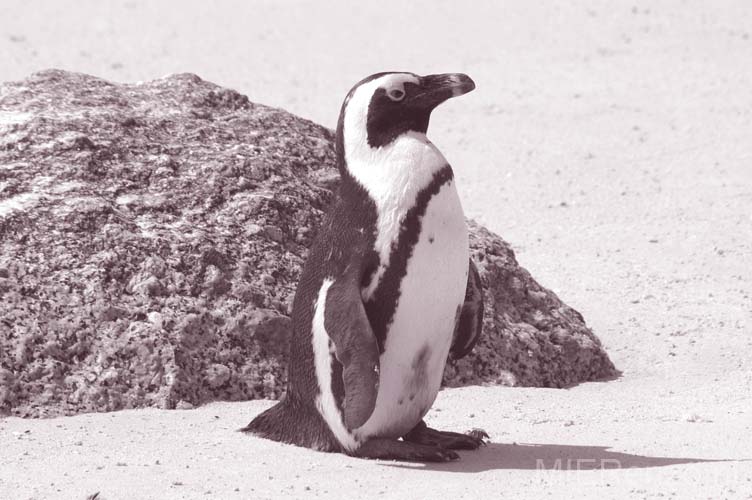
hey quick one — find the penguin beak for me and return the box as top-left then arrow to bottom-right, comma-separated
412,73 -> 476,109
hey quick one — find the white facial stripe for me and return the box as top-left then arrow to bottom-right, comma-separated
311,278 -> 360,452
342,74 -> 418,165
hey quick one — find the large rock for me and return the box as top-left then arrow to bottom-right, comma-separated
0,70 -> 616,417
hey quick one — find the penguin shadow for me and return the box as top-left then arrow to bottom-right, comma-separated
385,442 -> 735,473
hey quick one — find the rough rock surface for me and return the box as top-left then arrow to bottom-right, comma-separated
0,70 -> 616,417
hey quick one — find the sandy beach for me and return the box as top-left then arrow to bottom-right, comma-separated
1,1 -> 751,498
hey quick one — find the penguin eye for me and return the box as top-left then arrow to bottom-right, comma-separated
387,88 -> 405,102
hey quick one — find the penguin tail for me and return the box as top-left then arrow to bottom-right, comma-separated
241,398 -> 340,452
239,401 -> 289,437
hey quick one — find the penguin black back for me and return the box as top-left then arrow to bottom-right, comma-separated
243,82 -> 382,450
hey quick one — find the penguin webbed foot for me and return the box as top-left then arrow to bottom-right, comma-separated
402,420 -> 489,450
466,427 -> 490,442
351,438 -> 459,462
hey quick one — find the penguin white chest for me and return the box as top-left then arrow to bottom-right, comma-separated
357,181 -> 468,439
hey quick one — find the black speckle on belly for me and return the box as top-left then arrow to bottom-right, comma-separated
406,344 -> 432,399
412,344 -> 430,371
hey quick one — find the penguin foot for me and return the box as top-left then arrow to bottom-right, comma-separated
466,428 -> 490,441
352,438 -> 460,462
403,420 -> 489,450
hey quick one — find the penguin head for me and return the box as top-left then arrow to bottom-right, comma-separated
335,72 -> 475,175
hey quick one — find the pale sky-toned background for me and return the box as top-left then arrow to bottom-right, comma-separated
1,1 -> 751,498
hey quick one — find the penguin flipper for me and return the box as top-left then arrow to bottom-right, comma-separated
450,258 -> 484,359
324,279 -> 380,430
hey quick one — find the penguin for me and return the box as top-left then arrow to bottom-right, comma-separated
242,72 -> 486,462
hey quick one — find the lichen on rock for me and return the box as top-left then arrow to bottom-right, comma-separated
0,70 -> 616,417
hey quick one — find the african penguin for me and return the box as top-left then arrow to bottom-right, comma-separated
242,72 -> 487,462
